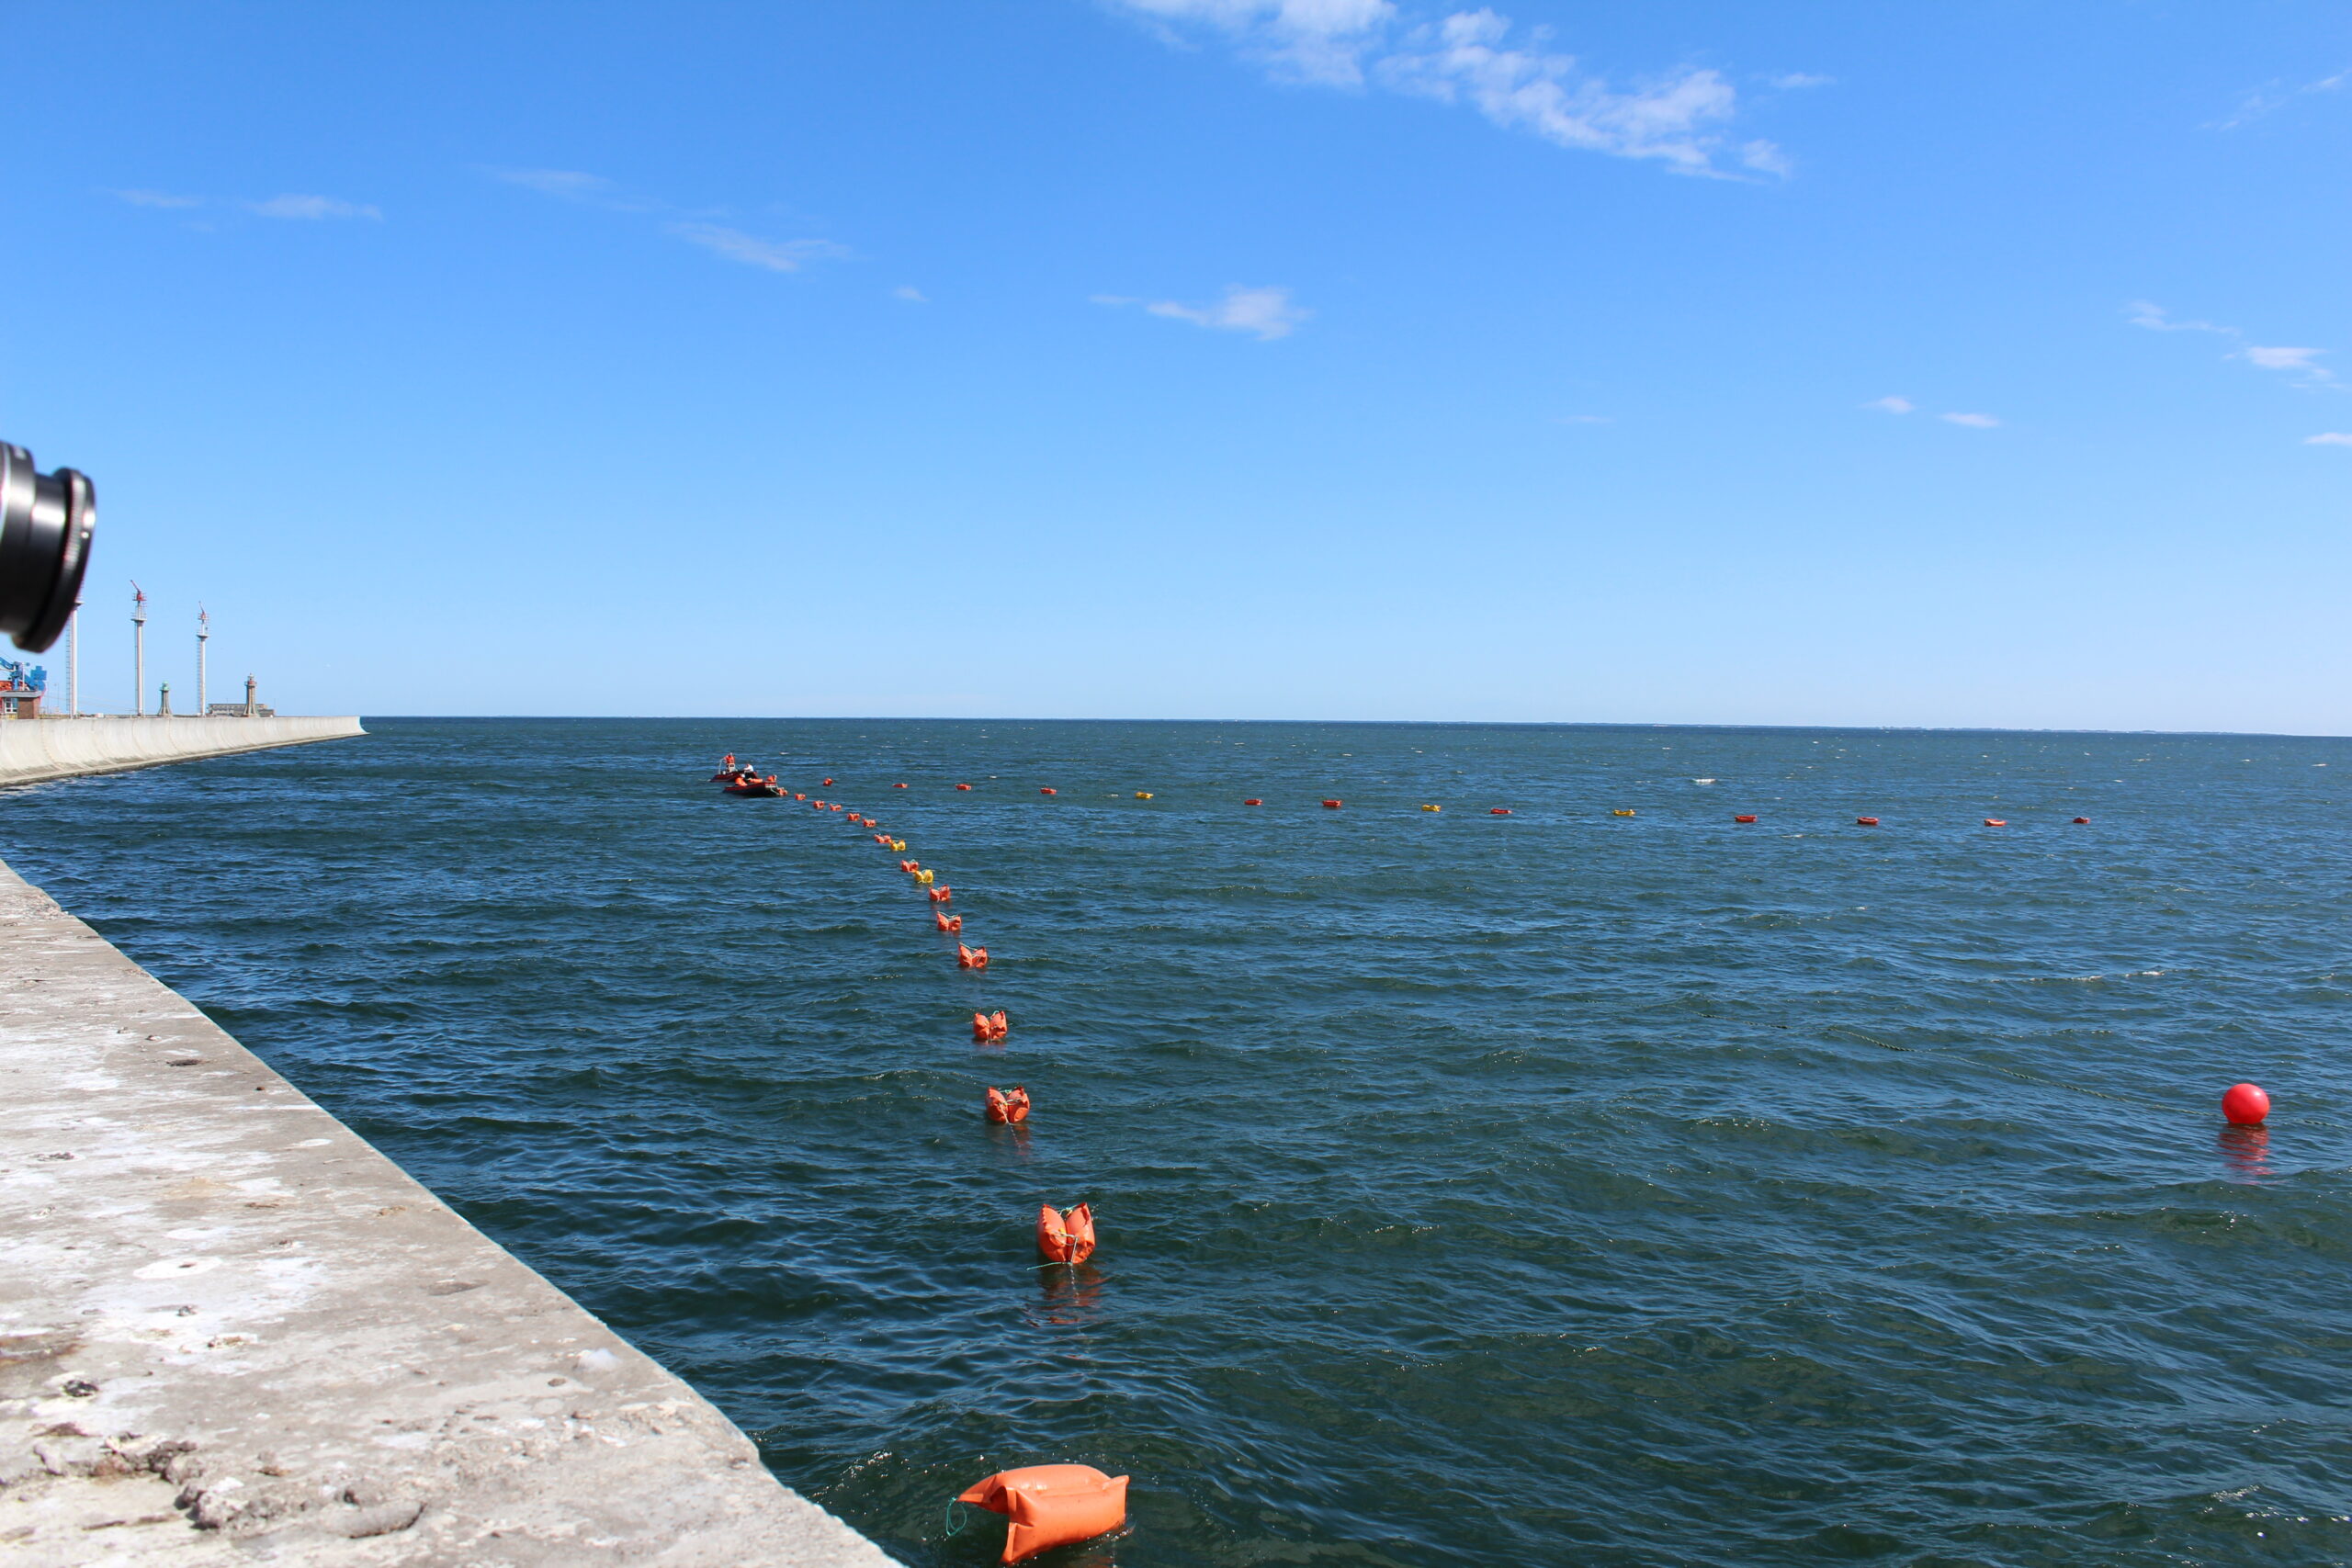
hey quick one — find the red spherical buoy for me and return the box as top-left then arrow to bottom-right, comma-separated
1243,798 -> 1262,806
1733,814 -> 1758,824
1040,787 -> 1057,795
2073,817 -> 2090,824
1489,807 -> 1510,815
1856,817 -> 1880,827
1322,799 -> 1342,809
2222,1083 -> 2270,1126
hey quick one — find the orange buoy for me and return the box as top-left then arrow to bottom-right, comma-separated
1040,787 -> 1057,795
1322,798 -> 1341,809
1036,1203 -> 1095,1265
822,778 -> 833,785
1734,814 -> 1758,824
1856,817 -> 1880,827
895,782 -> 908,788
2073,817 -> 2091,824
794,793 -> 806,801
984,1083 -> 1028,1120
974,1011 -> 1012,1045
957,942 -> 990,970
1984,818 -> 2007,827
1489,807 -> 1510,815
937,912 -> 964,932
956,1464 -> 1127,1564
956,783 -> 973,791
831,804 -> 843,811
931,886 -> 953,903
1243,798 -> 1262,806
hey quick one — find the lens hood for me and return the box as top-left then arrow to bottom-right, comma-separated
0,444 -> 96,653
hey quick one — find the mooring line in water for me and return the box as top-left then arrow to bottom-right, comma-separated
1823,1023 -> 2193,1115
1824,1023 -> 2349,1131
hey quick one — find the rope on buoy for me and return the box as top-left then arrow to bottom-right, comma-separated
1824,1023 -> 2184,1112
1818,1023 -> 2352,1127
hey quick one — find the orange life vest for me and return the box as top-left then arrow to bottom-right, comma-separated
1036,1203 -> 1094,1265
956,1464 -> 1127,1563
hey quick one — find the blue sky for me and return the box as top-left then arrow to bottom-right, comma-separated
6,2 -> 2348,729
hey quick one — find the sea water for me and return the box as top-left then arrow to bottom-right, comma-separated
6,718 -> 2348,1567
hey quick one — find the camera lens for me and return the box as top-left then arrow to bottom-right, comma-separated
0,444 -> 96,654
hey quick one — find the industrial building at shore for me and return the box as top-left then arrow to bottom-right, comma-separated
0,722 -> 894,1563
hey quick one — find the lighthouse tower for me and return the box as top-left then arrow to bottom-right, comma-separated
131,582 -> 148,716
197,604 -> 210,715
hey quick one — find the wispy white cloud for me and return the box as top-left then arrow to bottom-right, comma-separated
490,168 -> 848,276
894,285 -> 929,302
2241,344 -> 2326,374
248,194 -> 381,220
2211,67 -> 2349,130
1109,2 -> 1790,178
2126,299 -> 2226,334
2129,299 -> 2336,385
2306,432 -> 2352,446
670,223 -> 850,273
487,167 -> 619,202
1118,0 -> 1396,85
1939,412 -> 1999,428
1770,72 -> 1834,90
1096,285 -> 1308,339
112,188 -> 203,209
1144,284 -> 1308,339
1862,395 -> 1913,413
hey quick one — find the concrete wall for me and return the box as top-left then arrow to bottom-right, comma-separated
0,860 -> 897,1565
0,716 -> 368,786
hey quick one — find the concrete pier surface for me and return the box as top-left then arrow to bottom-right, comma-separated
0,716 -> 368,787
0,860 -> 895,1565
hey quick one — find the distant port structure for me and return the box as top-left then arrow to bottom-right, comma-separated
0,585 -> 354,785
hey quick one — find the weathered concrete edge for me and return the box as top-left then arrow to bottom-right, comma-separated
0,858 -> 897,1566
0,716 -> 368,787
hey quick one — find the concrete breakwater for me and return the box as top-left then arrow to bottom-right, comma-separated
0,859 -> 894,1565
0,716 -> 368,787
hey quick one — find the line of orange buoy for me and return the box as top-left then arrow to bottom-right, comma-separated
729,763 -> 1091,1280
717,760 -> 2144,1562
823,779 -> 2104,829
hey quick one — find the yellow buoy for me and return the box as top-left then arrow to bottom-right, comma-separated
892,840 -> 906,851
1135,792 -> 1154,799
1420,804 -> 1441,812
1611,809 -> 1636,818
917,869 -> 935,885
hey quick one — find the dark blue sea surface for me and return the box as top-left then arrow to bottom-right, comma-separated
5,718 -> 2350,1567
